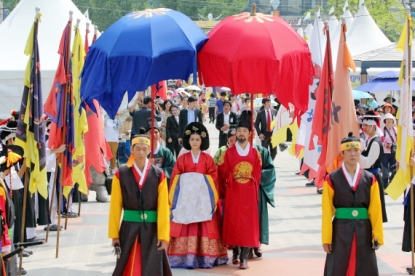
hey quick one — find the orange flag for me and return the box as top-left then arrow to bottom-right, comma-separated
326,22 -> 359,172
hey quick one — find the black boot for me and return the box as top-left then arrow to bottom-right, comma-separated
239,247 -> 249,269
232,247 -> 240,264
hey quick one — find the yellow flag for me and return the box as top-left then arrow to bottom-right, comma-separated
64,26 -> 89,197
386,17 -> 413,200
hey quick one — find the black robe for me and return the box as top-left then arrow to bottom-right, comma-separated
113,165 -> 172,276
324,169 -> 379,276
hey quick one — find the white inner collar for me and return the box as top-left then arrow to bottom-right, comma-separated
191,150 -> 201,164
133,159 -> 149,186
341,162 -> 360,187
235,142 -> 250,156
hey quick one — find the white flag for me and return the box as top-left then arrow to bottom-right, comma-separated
304,12 -> 311,21
343,0 -> 348,11
84,9 -> 89,19
297,18 -> 302,26
359,0 -> 364,6
316,9 -> 321,19
329,6 -> 335,14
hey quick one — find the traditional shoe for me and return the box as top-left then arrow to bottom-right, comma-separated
305,179 -> 315,187
22,251 -> 30,257
407,267 -> 414,274
24,249 -> 33,255
62,212 -> 78,218
317,188 -> 323,194
27,236 -> 45,243
239,259 -> 249,269
248,248 -> 254,259
21,268 -> 27,275
44,224 -> 63,231
279,143 -> 288,152
254,247 -> 262,257
232,257 -> 240,265
232,247 -> 240,264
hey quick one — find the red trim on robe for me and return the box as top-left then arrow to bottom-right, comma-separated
131,163 -> 151,190
325,175 -> 334,189
346,232 -> 357,276
122,236 -> 142,276
371,175 -> 377,186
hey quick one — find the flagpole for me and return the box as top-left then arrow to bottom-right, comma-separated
18,8 -> 40,275
45,159 -> 59,243
405,5 -> 415,274
56,11 -> 73,259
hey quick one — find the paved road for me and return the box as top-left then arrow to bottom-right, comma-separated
22,122 -> 411,275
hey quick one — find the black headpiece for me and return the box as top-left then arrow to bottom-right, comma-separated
0,142 -> 24,172
237,110 -> 252,131
182,122 -> 209,151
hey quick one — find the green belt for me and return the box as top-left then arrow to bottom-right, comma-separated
123,210 -> 157,223
335,208 -> 368,220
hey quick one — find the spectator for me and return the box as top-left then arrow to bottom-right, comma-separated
129,96 -> 161,139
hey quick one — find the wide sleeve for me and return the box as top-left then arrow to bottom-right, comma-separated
0,181 -> 11,252
368,176 -> 384,245
359,142 -> 380,169
217,149 -> 229,199
213,147 -> 222,165
258,146 -> 276,207
161,147 -> 175,182
157,172 -> 170,242
204,154 -> 219,206
321,177 -> 335,245
108,173 -> 123,239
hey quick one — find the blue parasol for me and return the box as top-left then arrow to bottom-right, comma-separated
354,70 -> 415,93
80,8 -> 208,118
352,90 -> 372,99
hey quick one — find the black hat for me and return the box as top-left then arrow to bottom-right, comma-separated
182,122 -> 209,151
0,120 -> 18,143
0,142 -> 24,172
145,118 -> 160,133
143,96 -> 152,104
237,110 -> 252,131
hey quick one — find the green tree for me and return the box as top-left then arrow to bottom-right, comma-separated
327,0 -> 405,41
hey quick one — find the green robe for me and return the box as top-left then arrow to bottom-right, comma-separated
255,145 -> 276,245
214,146 -> 227,165
148,146 -> 175,185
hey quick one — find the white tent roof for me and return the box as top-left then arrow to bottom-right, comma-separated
327,15 -> 338,34
296,27 -> 304,39
304,23 -> 313,45
330,9 -> 354,68
347,4 -> 391,56
0,0 -> 98,118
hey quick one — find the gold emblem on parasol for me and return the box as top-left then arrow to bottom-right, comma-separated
128,8 -> 170,19
233,4 -> 274,23
233,161 -> 253,184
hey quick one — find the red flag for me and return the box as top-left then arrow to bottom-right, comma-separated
309,26 -> 334,188
84,28 -> 90,57
84,100 -> 112,185
151,81 -> 167,100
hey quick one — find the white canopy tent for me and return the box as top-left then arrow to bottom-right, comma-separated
330,9 -> 354,68
327,14 -> 338,35
304,23 -> 313,45
347,4 -> 391,57
0,0 -> 98,118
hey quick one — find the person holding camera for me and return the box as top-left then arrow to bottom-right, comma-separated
381,113 -> 397,188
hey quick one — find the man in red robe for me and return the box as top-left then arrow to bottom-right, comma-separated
218,111 -> 262,269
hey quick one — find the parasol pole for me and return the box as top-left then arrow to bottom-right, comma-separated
19,8 -> 41,275
56,11 -> 73,258
250,94 -> 254,144
151,86 -> 155,158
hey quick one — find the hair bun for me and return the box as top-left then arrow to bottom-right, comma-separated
139,127 -> 146,135
348,132 -> 353,137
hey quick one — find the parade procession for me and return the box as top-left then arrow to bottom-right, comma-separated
2,0 -> 415,275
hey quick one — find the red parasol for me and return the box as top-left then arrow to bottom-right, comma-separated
198,4 -> 313,113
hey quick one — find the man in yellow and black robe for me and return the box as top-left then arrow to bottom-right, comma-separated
322,132 -> 383,276
108,135 -> 171,276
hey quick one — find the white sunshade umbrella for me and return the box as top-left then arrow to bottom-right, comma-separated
220,87 -> 231,91
185,85 -> 201,91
